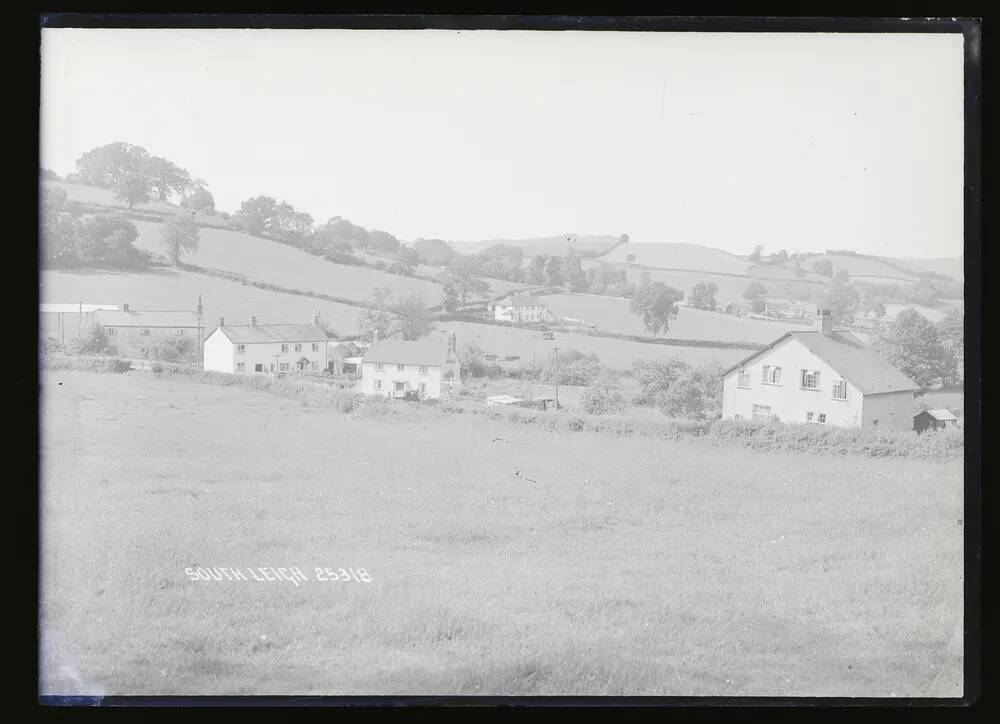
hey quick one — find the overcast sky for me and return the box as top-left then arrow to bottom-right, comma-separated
40,29 -> 964,258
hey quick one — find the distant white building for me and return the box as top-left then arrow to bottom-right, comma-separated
40,303 -> 120,345
493,294 -> 551,324
203,314 -> 328,375
721,310 -> 918,431
359,334 -> 461,399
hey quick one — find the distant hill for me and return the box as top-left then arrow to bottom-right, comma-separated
599,242 -> 752,275
447,234 -> 624,257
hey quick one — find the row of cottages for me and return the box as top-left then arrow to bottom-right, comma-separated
359,333 -> 461,399
493,295 -> 552,324
41,300 -> 204,356
41,303 -> 120,344
203,314 -> 328,375
721,310 -> 919,431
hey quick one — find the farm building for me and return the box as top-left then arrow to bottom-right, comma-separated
203,314 -> 329,375
328,340 -> 365,375
493,294 -> 552,324
721,310 -> 919,431
913,408 -> 959,433
40,303 -> 120,345
360,333 -> 461,399
93,301 -> 204,361
762,298 -> 817,320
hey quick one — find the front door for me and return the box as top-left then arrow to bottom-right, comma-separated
394,382 -> 405,396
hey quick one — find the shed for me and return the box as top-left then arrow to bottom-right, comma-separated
486,394 -> 524,407
913,408 -> 959,433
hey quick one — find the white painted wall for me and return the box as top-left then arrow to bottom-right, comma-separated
861,390 -> 916,432
360,360 -> 461,399
721,336 -> 865,427
203,330 -> 328,375
494,304 -> 550,323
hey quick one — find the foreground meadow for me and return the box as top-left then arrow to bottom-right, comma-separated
40,371 -> 963,697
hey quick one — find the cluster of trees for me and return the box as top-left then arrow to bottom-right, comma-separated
590,358 -> 722,418
41,186 -> 150,269
630,276 -> 684,336
876,307 -> 962,388
688,282 -> 719,311
66,142 -> 214,211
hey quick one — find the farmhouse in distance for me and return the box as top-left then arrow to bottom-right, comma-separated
492,294 -> 552,324
203,314 -> 329,375
721,310 -> 919,431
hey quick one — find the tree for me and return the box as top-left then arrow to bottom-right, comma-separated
629,281 -> 683,336
742,281 -> 768,314
875,308 -> 957,388
619,233 -> 629,245
563,252 -> 588,292
368,229 -> 401,253
937,308 -> 963,362
389,293 -> 435,340
527,256 -> 547,285
861,292 -> 887,319
185,187 -> 215,212
145,156 -> 192,201
660,362 -> 723,419
269,203 -> 314,246
812,259 -> 834,277
544,256 -> 563,288
772,249 -> 789,263
445,256 -> 489,308
70,324 -> 114,356
413,238 -> 457,266
160,215 -> 200,265
749,244 -> 764,263
630,358 -> 690,407
824,281 -> 860,325
74,142 -> 151,188
234,196 -> 278,236
581,372 -> 626,415
357,286 -> 395,341
41,168 -> 61,181
114,173 -> 151,210
441,281 -> 461,313
834,268 -> 851,284
906,278 -> 941,307
689,281 -> 718,311
76,214 -> 148,268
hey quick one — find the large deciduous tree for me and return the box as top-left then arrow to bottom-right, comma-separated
161,215 -> 201,265
74,142 -> 151,188
689,281 -> 718,311
875,308 -> 957,388
630,280 -> 683,336
114,173 -> 151,210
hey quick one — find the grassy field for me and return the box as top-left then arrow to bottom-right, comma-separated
42,269 -> 365,336
540,293 -> 804,344
438,321 -> 751,369
598,242 -> 751,275
40,370 -> 963,696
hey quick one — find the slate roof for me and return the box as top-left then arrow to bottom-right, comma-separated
215,324 -> 328,344
42,303 -> 120,313
95,309 -> 201,328
920,408 -> 959,421
496,294 -> 547,307
363,339 -> 451,367
723,329 -> 919,395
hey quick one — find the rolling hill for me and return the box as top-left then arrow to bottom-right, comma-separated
447,234 -> 623,257
598,242 -> 752,275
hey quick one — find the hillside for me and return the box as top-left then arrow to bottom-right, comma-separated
447,234 -> 623,257
598,242 -> 752,275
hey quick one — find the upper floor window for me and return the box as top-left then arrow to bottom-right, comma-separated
762,365 -> 782,385
419,366 -> 429,375
832,379 -> 847,400
312,343 -> 320,352
281,344 -> 288,353
817,413 -> 827,424
294,343 -> 302,352
106,327 -> 117,336
800,369 -> 820,389
236,344 -> 246,354
140,328 -> 151,336
375,363 -> 384,372
737,369 -> 751,388
397,364 -> 405,372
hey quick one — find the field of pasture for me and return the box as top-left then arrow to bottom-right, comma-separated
40,370 -> 963,696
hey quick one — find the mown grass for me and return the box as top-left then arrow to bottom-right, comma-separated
39,370 -> 963,696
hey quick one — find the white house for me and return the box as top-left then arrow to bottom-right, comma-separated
493,294 -> 551,324
203,315 -> 328,375
360,333 -> 461,399
721,310 -> 918,431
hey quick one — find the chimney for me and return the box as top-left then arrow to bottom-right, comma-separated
448,331 -> 457,356
311,311 -> 320,327
122,303 -> 130,313
817,309 -> 834,336
249,314 -> 257,327
197,296 -> 203,318
219,317 -> 225,327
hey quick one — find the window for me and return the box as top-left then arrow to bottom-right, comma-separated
140,328 -> 151,336
270,363 -> 275,372
419,382 -> 426,394
397,364 -> 405,372
295,343 -> 302,352
737,369 -> 751,388
254,363 -> 263,373
419,366 -> 429,375
106,327 -> 117,336
237,344 -> 245,354
375,363 -> 384,372
279,363 -> 289,372
374,380 -> 382,390
281,344 -> 288,353
312,343 -> 320,352
311,362 -> 318,371
752,404 -> 772,421
762,365 -> 782,385
832,379 -> 847,400
817,413 -> 826,424
806,411 -> 814,422
800,369 -> 820,389
178,329 -> 186,335
236,362 -> 245,372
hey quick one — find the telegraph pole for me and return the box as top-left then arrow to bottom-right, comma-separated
553,345 -> 559,410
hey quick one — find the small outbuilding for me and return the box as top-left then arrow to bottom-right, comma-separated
913,408 -> 959,433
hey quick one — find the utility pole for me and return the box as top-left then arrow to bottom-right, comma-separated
552,345 -> 559,410
528,352 -> 535,402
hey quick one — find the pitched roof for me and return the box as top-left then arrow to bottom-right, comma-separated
215,324 -> 328,344
363,338 -> 451,367
42,303 -> 120,313
723,330 -> 919,395
95,309 -> 201,328
921,408 -> 959,421
497,294 -> 547,307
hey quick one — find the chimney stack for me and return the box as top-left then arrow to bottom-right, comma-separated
817,309 -> 833,336
311,311 -> 320,327
122,303 -> 130,313
448,331 -> 457,356
219,317 -> 225,327
249,314 -> 257,327
197,296 -> 203,318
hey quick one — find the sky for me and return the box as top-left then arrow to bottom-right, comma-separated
40,29 -> 964,258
